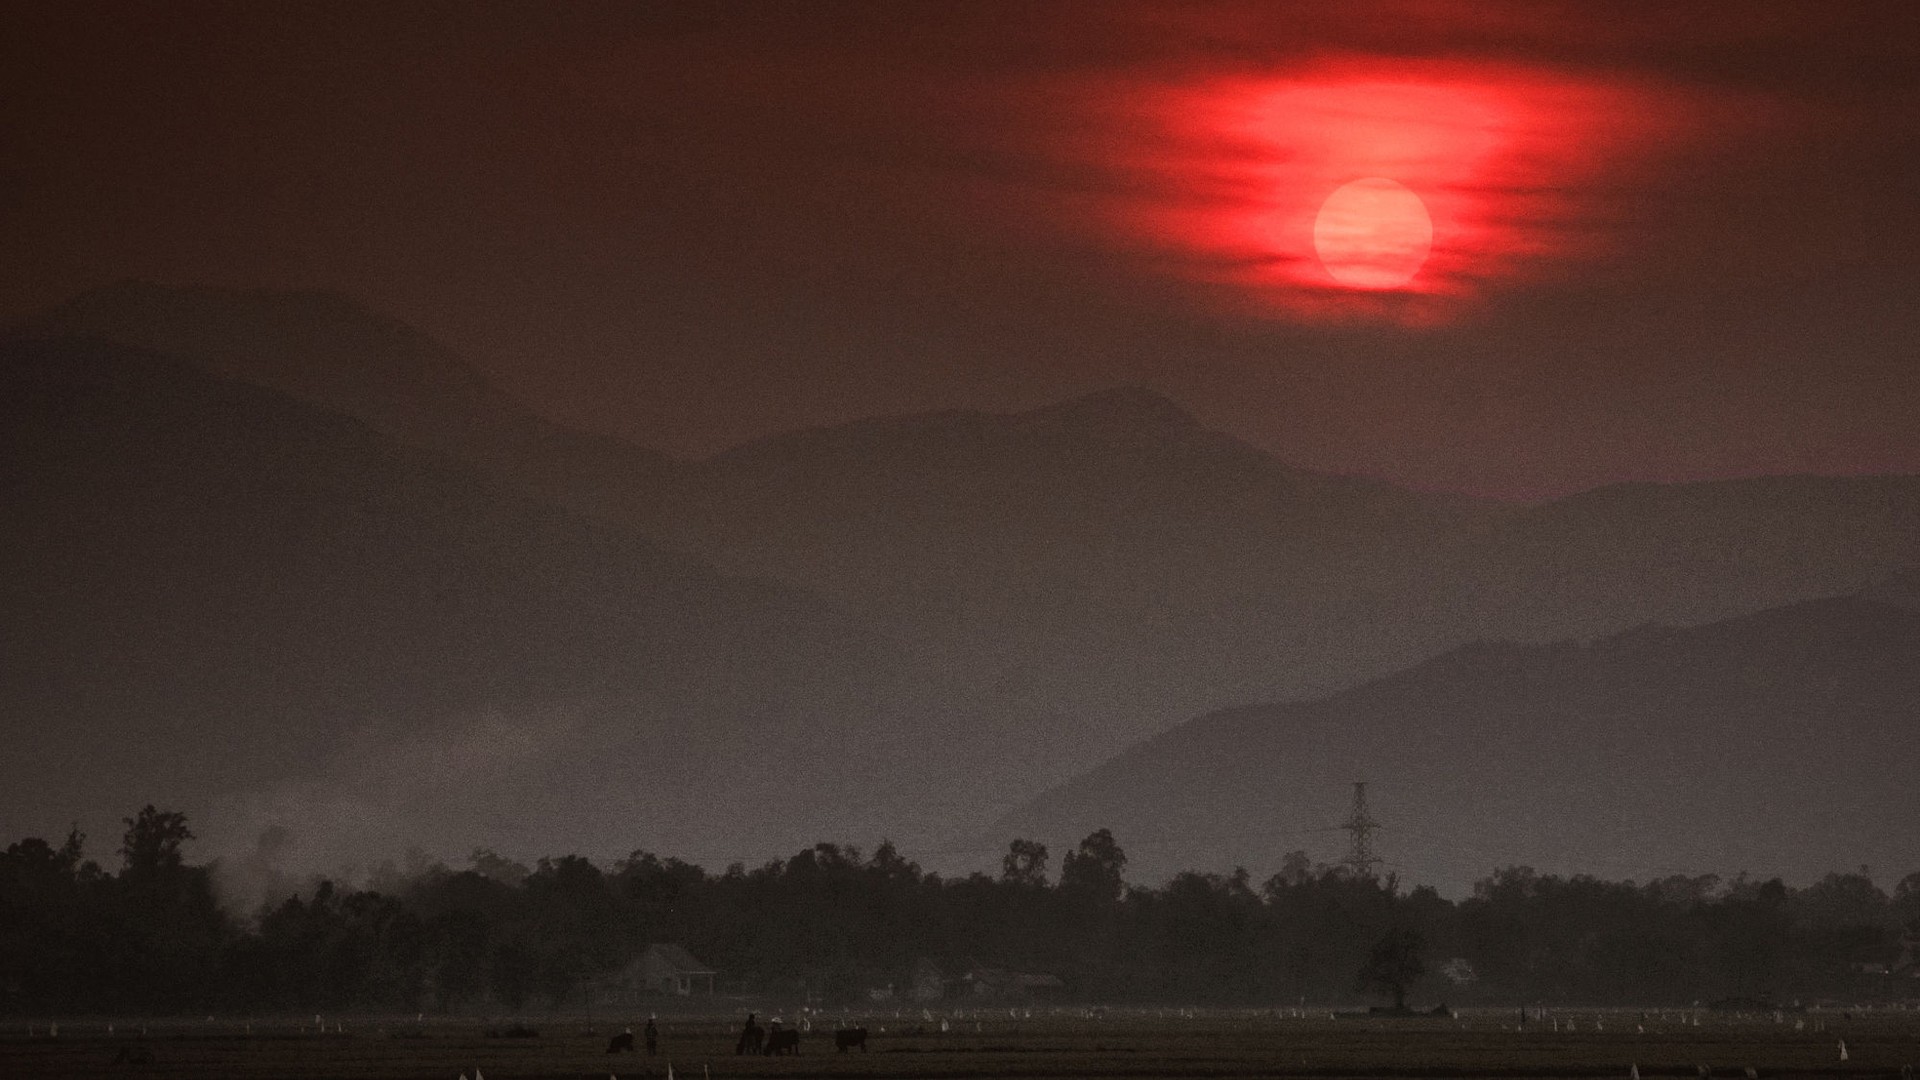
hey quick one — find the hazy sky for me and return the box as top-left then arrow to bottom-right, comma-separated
6,1 -> 1918,496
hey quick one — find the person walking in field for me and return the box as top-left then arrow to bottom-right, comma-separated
645,1016 -> 658,1056
735,1013 -> 763,1055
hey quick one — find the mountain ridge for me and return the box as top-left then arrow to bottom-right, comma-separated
986,592 -> 1920,894
0,334 -> 1088,871
16,280 -> 673,524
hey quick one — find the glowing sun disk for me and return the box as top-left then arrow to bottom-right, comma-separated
1313,178 -> 1432,289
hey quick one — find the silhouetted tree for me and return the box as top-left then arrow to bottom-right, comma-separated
120,805 -> 193,879
1001,839 -> 1049,887
1357,926 -> 1426,1010
1267,849 -> 1314,890
102,808 -> 229,1012
469,848 -> 531,887
1060,829 -> 1126,902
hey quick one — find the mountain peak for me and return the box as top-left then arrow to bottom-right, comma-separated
22,280 -> 479,389
1029,385 -> 1197,425
16,282 -> 674,521
1018,386 -> 1212,448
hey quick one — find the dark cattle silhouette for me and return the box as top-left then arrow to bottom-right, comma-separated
835,1027 -> 868,1052
607,1030 -> 636,1053
765,1029 -> 800,1056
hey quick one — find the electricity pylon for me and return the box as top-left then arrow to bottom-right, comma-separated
1342,781 -> 1383,878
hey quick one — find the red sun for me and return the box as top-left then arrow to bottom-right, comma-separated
1313,178 -> 1432,289
1052,57 -> 1712,322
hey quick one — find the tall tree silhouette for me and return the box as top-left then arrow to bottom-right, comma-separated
1001,839 -> 1050,887
1357,927 -> 1426,1011
1060,829 -> 1126,902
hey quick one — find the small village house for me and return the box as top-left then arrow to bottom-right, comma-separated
590,944 -> 717,1004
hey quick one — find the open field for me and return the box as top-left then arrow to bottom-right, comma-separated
3,1008 -> 1918,1080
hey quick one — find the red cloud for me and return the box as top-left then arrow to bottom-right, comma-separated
1058,57 -> 1722,323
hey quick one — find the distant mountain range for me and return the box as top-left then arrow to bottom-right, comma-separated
631,389 -> 1920,756
27,281 -> 670,523
8,282 -> 1917,883
0,333 -> 1082,871
990,593 -> 1920,894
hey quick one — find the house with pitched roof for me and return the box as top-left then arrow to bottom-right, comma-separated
590,944 -> 718,1003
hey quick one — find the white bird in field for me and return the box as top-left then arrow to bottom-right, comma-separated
1838,1041 -> 1848,1062
1744,1067 -> 1758,1079
1631,1065 -> 1641,1080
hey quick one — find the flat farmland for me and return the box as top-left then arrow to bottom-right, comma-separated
3,1008 -> 1916,1079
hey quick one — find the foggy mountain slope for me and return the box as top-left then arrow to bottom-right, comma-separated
0,335 -> 1085,867
989,595 -> 1920,894
643,387 -> 1505,748
19,281 -> 669,524
1463,475 -> 1920,641
642,390 -> 1920,754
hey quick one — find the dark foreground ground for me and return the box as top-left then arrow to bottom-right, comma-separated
3,1007 -> 1916,1079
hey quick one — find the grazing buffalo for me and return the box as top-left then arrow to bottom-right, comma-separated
765,1029 -> 801,1056
835,1027 -> 868,1053
607,1030 -> 636,1053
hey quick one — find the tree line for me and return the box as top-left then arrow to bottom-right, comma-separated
3,808 -> 1916,1015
